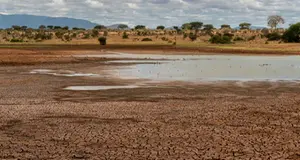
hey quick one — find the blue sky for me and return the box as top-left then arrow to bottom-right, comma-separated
0,0 -> 298,28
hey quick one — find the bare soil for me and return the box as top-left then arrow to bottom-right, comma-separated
0,47 -> 300,159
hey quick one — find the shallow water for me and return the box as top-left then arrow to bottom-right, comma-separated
30,69 -> 99,77
107,54 -> 300,82
64,85 -> 139,91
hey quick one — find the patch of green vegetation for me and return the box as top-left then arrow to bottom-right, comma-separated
141,38 -> 152,41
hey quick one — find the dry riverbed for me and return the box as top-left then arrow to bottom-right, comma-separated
0,50 -> 300,159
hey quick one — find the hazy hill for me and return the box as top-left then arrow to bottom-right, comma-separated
0,14 -> 98,29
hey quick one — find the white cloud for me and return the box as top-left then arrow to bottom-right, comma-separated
127,3 -> 139,9
1,0 -> 299,28
85,0 -> 104,8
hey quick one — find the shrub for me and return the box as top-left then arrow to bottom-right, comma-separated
188,33 -> 197,41
266,32 -> 281,41
63,34 -> 72,41
71,33 -> 77,38
35,32 -> 52,40
122,32 -> 129,39
223,33 -> 234,38
92,29 -> 99,37
183,33 -> 188,39
282,23 -> 300,42
83,33 -> 90,39
103,31 -> 108,36
55,31 -> 65,39
10,38 -> 23,42
98,37 -> 107,45
141,38 -> 152,41
161,37 -> 168,41
247,35 -> 256,41
209,35 -> 232,44
233,37 -> 244,41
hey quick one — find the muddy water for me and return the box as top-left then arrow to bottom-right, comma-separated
107,54 -> 300,82
32,53 -> 300,90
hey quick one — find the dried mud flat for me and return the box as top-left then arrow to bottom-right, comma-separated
0,57 -> 300,159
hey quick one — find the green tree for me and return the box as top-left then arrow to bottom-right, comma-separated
47,25 -> 54,30
221,24 -> 231,29
92,29 -> 99,37
282,23 -> 300,42
39,25 -> 46,30
134,25 -> 146,30
203,24 -> 214,35
268,15 -> 285,29
189,33 -> 197,41
117,24 -> 129,29
181,23 -> 192,30
190,21 -> 203,30
172,26 -> 181,34
54,26 -> 61,30
156,25 -> 165,30
12,25 -> 21,30
62,26 -> 69,30
122,32 -> 129,39
21,26 -> 28,30
94,25 -> 106,30
239,23 -> 251,29
98,37 -> 107,45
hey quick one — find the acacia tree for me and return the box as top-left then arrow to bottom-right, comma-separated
239,23 -> 251,29
47,25 -> 54,30
39,25 -> 46,30
117,24 -> 129,30
203,24 -> 214,35
156,25 -> 165,30
12,25 -> 22,30
221,24 -> 231,29
134,25 -> 146,30
181,23 -> 192,30
94,25 -> 106,30
190,21 -> 203,34
268,15 -> 285,29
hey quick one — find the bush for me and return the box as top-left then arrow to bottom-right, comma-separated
233,37 -> 244,41
266,32 -> 281,41
282,23 -> 300,42
141,38 -> 152,41
103,31 -> 108,36
98,37 -> 107,45
183,33 -> 188,39
188,33 -> 197,41
63,35 -> 72,41
55,31 -> 65,39
161,37 -> 168,41
10,38 -> 23,42
223,33 -> 234,38
209,35 -> 232,44
122,32 -> 129,39
92,29 -> 99,37
83,33 -> 90,39
247,35 -> 256,41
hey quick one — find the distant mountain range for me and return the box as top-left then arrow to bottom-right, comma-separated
0,14 -> 99,29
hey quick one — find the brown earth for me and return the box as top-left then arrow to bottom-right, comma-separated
0,46 -> 300,159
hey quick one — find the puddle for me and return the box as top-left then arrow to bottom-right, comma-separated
64,85 -> 139,91
31,53 -> 300,84
30,69 -> 99,77
106,54 -> 300,82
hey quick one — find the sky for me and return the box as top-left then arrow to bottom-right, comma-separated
0,0 -> 298,28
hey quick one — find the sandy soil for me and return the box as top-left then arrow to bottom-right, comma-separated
1,53 -> 300,160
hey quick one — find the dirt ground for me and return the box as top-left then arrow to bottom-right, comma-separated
0,47 -> 300,159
